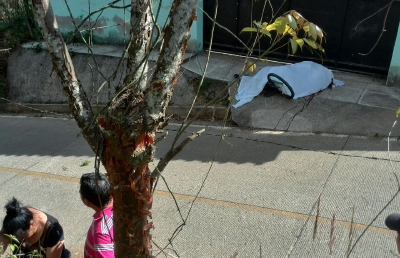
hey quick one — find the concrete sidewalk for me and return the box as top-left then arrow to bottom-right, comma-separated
181,51 -> 400,137
1,115 -> 400,257
3,44 -> 400,137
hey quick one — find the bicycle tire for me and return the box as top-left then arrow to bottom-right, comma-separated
267,73 -> 295,99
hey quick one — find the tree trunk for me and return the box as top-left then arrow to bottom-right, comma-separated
31,0 -> 199,257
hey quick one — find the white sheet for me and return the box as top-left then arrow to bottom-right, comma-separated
233,61 -> 344,108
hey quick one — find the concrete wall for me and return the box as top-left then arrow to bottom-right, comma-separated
388,21 -> 400,87
51,0 -> 203,52
7,47 -> 201,106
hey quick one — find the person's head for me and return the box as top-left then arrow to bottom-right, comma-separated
2,197 -> 34,240
79,173 -> 111,209
385,213 -> 400,253
386,213 -> 400,232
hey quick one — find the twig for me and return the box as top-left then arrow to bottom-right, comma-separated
358,0 -> 394,56
0,98 -> 69,117
345,207 -> 355,258
151,129 -> 205,191
329,212 -> 336,255
170,1 -> 219,150
313,194 -> 321,240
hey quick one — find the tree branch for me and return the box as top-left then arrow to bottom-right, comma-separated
151,128 -> 205,189
145,0 -> 199,130
30,0 -> 99,152
123,0 -> 153,91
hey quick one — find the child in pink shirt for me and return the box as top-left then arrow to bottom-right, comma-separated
80,173 -> 114,258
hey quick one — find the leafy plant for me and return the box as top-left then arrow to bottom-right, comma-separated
33,43 -> 42,53
0,234 -> 45,258
80,160 -> 91,166
2,1 -> 41,49
241,10 -> 325,59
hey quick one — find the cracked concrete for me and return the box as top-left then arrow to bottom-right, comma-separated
1,116 -> 400,257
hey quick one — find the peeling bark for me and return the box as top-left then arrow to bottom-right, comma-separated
123,0 -> 153,92
146,0 -> 199,131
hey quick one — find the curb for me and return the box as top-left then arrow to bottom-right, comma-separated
0,103 -> 230,120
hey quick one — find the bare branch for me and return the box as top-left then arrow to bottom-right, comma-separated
357,0 -> 394,56
123,0 -> 152,91
313,194 -> 321,240
31,0 -> 98,152
151,129 -> 205,183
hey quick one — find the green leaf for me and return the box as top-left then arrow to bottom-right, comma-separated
260,29 -> 271,38
253,21 -> 262,28
261,22 -> 268,29
285,14 -> 297,30
289,38 -> 298,54
304,38 -> 325,52
261,58 -> 268,63
304,22 -> 317,40
241,27 -> 258,33
274,17 -> 287,34
303,38 -> 318,49
9,244 -> 16,252
4,234 -> 19,244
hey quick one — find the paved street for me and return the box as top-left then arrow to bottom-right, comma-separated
1,115 -> 400,257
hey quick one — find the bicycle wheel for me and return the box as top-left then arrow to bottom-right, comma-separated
267,73 -> 295,99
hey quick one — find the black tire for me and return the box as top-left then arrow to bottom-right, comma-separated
267,73 -> 295,99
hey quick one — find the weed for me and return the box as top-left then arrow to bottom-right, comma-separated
80,160 -> 91,167
34,43 -> 42,53
62,166 -> 68,171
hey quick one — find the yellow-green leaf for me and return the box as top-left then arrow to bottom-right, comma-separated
241,27 -> 258,33
260,29 -> 271,38
284,26 -> 297,37
303,38 -> 318,49
262,22 -> 268,29
253,21 -> 262,28
397,107 -> 400,117
286,14 -> 297,30
274,17 -> 287,34
266,23 -> 275,31
261,58 -> 269,63
304,38 -> 325,52
289,38 -> 298,54
4,234 -> 19,244
296,38 -> 304,49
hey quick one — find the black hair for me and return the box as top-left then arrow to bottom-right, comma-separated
2,197 -> 32,239
80,173 -> 111,208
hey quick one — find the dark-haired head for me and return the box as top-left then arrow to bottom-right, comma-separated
80,173 -> 111,208
2,197 -> 32,239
